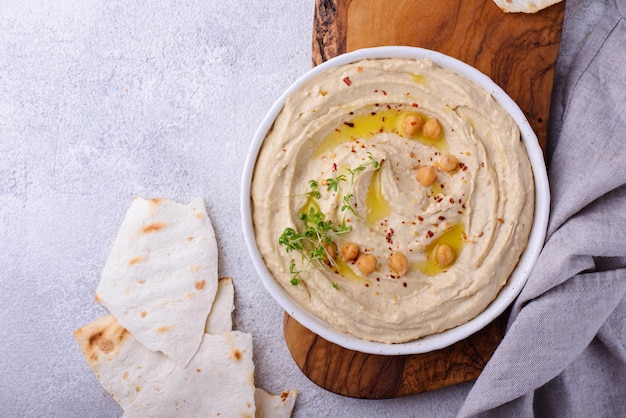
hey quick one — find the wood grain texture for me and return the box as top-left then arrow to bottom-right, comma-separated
284,312 -> 506,398
312,0 -> 347,64
290,0 -> 564,398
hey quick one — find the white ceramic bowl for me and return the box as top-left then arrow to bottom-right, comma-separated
241,46 -> 550,355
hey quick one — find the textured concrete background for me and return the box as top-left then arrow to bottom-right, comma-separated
0,1 -> 604,416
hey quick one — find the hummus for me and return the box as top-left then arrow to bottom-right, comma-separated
251,58 -> 534,344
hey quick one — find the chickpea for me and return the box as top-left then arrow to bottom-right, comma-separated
341,242 -> 359,262
423,118 -> 442,139
439,155 -> 459,172
416,166 -> 436,187
401,114 -> 423,136
322,241 -> 337,265
356,254 -> 377,276
434,244 -> 455,267
389,252 -> 409,277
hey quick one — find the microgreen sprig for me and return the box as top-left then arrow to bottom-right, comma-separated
279,206 -> 351,285
279,154 -> 382,285
347,152 -> 380,184
341,194 -> 357,217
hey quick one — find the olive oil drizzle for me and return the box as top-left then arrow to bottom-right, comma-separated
410,73 -> 427,84
299,193 -> 320,217
313,108 -> 447,159
365,167 -> 391,224
414,223 -> 465,276
331,257 -> 366,282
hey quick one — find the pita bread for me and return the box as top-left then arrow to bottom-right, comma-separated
96,197 -> 218,367
205,277 -> 235,334
79,195 -> 296,415
73,314 -> 176,410
123,331 -> 256,418
492,0 -> 562,13
75,276 -> 236,407
75,317 -> 258,416
254,388 -> 298,418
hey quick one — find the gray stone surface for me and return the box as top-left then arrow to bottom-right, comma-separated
0,1 -> 604,416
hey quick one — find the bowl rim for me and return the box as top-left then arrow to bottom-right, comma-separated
241,46 -> 550,355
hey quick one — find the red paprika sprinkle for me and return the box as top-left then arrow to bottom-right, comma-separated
343,76 -> 352,86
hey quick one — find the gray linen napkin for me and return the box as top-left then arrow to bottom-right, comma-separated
458,1 -> 626,416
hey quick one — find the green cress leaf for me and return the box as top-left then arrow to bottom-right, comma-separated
325,174 -> 347,192
308,180 -> 321,199
289,263 -> 301,285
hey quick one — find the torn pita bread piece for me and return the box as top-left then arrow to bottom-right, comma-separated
254,388 -> 298,418
205,277 -> 235,334
75,316 -> 260,417
492,0 -> 562,13
96,196 -> 218,367
73,315 -> 176,410
123,331 -> 256,418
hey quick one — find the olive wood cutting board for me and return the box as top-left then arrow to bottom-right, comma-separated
283,0 -> 564,399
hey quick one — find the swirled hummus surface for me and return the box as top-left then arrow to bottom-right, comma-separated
251,58 -> 534,343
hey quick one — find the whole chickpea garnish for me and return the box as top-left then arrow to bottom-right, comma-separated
439,155 -> 459,172
434,244 -> 455,267
401,114 -> 423,136
322,241 -> 337,265
423,118 -> 442,139
341,242 -> 359,262
389,252 -> 409,277
416,166 -> 436,187
356,254 -> 377,276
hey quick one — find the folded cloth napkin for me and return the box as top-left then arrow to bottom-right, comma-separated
458,1 -> 626,417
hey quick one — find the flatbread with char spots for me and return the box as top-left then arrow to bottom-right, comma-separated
123,331 -> 256,417
492,0 -> 562,13
74,314 -> 176,410
75,320 -> 256,416
96,197 -> 219,367
254,388 -> 298,418
78,196 -> 297,416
